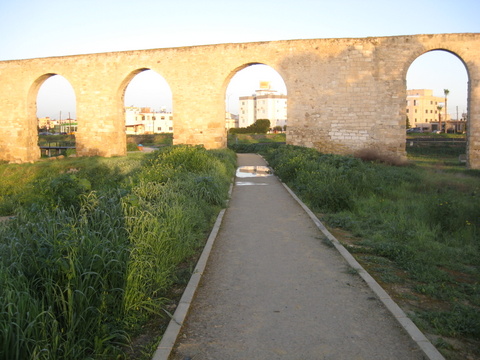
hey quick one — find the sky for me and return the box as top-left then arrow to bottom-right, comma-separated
1,0 -> 479,119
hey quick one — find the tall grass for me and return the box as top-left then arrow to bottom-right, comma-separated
0,146 -> 236,359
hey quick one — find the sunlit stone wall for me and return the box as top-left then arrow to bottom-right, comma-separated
0,33 -> 479,167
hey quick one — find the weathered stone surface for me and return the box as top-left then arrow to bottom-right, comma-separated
1,34 -> 479,167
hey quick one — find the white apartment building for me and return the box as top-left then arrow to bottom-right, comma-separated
125,106 -> 173,134
238,82 -> 287,128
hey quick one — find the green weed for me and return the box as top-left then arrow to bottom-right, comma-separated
0,146 -> 236,359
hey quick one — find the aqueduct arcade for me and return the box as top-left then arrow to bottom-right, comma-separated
1,33 -> 479,168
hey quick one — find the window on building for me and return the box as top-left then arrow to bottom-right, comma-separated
414,100 -> 417,106
425,110 -> 428,114
169,127 -> 173,131
406,109 -> 409,113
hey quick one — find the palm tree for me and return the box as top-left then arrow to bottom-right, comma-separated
437,105 -> 443,132
444,89 -> 450,133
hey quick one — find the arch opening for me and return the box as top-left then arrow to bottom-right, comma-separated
121,69 -> 173,149
224,63 -> 288,133
34,74 -> 77,157
406,50 -> 469,137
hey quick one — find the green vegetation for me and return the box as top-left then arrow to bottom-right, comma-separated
37,134 -> 173,155
126,134 -> 173,147
227,133 -> 285,147
235,142 -> 479,360
0,146 -> 236,359
228,119 -> 271,134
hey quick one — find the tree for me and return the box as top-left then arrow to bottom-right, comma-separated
444,89 -> 450,133
252,119 -> 271,133
406,116 -> 411,129
229,119 -> 271,134
437,105 -> 443,132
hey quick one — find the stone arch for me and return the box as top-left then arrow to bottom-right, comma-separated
27,73 -> 77,159
223,62 -> 288,131
402,47 -> 470,158
402,48 -> 470,83
117,68 -> 150,101
222,62 -> 288,96
118,68 -> 174,139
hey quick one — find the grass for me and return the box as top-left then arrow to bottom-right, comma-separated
126,134 -> 173,147
0,145 -> 236,359
227,133 -> 286,146
37,134 -> 173,155
235,142 -> 479,360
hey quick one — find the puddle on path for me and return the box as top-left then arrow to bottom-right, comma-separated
236,166 -> 272,178
235,181 -> 269,186
235,166 -> 273,186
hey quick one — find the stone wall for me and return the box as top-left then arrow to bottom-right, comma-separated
0,33 -> 479,167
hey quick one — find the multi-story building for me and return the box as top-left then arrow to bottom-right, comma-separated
405,89 -> 469,132
406,89 -> 450,126
238,82 -> 287,129
125,106 -> 173,134
38,117 -> 53,131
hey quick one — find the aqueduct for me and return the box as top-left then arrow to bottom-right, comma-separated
1,33 -> 479,167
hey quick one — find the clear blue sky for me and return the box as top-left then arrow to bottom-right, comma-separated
1,0 -> 478,118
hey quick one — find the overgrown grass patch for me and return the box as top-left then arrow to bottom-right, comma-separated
0,146 -> 236,359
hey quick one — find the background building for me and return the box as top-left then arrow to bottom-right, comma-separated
238,81 -> 287,128
406,89 -> 447,124
406,89 -> 466,132
225,112 -> 239,130
125,106 -> 173,134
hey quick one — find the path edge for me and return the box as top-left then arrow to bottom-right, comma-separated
281,181 -> 446,360
151,183 -> 233,360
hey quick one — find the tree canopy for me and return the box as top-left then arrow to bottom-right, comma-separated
229,119 -> 271,134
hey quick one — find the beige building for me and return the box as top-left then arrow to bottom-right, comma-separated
406,89 -> 450,126
239,82 -> 287,129
38,117 -> 53,130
